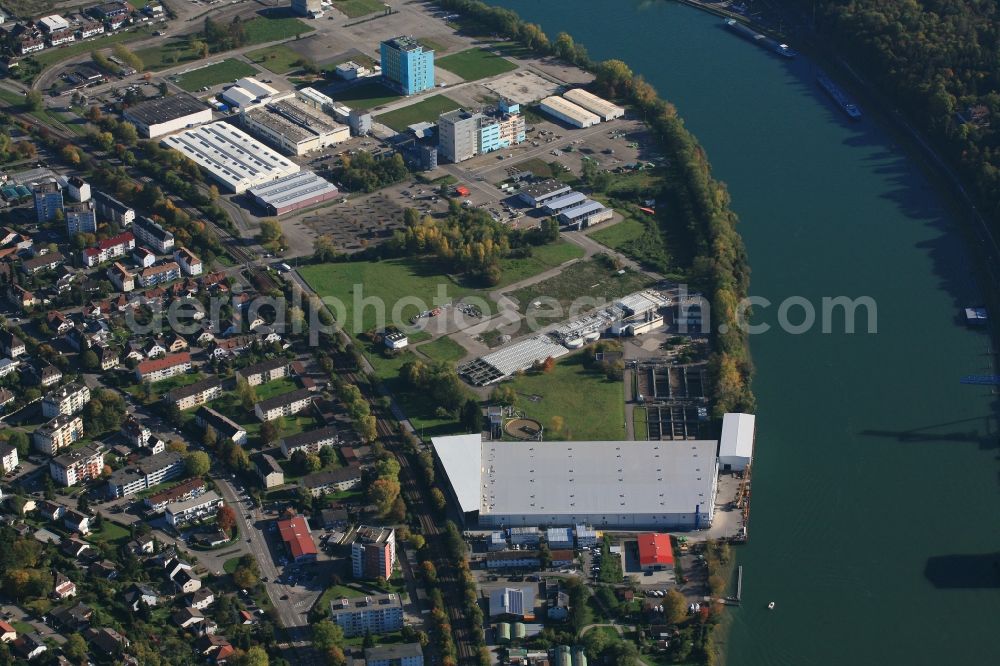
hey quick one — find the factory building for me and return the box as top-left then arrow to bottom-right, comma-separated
561,89 -> 625,121
458,334 -> 569,385
538,96 -> 600,128
557,200 -> 613,229
242,94 -> 350,155
222,76 -> 279,109
380,36 -> 434,96
432,434 -> 719,530
518,179 -> 572,208
122,93 -> 213,139
161,122 -> 300,194
247,171 -> 337,215
718,412 -> 756,472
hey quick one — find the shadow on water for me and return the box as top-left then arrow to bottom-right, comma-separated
924,552 -> 1000,589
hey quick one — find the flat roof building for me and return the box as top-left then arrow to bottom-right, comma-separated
161,122 -> 300,193
719,412 -> 755,472
365,643 -> 424,666
247,171 -> 339,216
330,593 -> 403,637
557,200 -> 613,229
538,96 -> 601,128
123,93 -> 213,139
458,334 -> 570,385
432,434 -> 719,530
561,89 -> 625,121
518,179 -> 572,207
243,95 -> 350,156
380,36 -> 434,96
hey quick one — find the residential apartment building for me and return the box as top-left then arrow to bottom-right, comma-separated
329,593 -> 404,637
106,451 -> 184,499
254,388 -> 313,422
107,262 -> 135,292
93,191 -> 135,226
365,644 -> 424,666
82,232 -> 135,267
33,179 -> 63,222
166,377 -> 223,411
0,330 -> 24,357
33,414 -> 84,455
135,352 -> 191,383
120,416 -> 150,447
41,382 -> 91,418
351,525 -> 396,580
235,357 -> 289,386
144,478 -> 207,513
195,407 -> 247,446
174,247 -> 202,276
279,426 -> 339,458
133,216 -> 175,254
300,465 -> 362,497
256,454 -> 284,488
380,36 -> 434,96
0,442 -> 18,474
21,250 -> 64,275
49,444 -> 104,487
137,261 -> 181,287
65,201 -> 98,235
165,490 -> 223,527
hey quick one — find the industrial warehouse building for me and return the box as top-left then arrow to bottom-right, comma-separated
221,76 -> 280,109
558,200 -> 613,229
123,93 -> 213,138
458,334 -> 569,386
432,434 -> 719,529
538,96 -> 601,128
247,171 -> 339,216
561,89 -> 625,121
718,412 -> 755,472
161,122 -> 300,193
242,94 -> 350,156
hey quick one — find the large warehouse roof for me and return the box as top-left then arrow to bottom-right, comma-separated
458,334 -> 569,385
433,435 -> 719,524
539,96 -> 601,127
247,170 -> 339,215
124,93 -> 210,127
562,88 -> 625,121
161,122 -> 300,193
719,412 -> 755,460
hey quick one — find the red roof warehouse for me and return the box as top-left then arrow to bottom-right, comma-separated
637,533 -> 674,570
278,515 -> 317,562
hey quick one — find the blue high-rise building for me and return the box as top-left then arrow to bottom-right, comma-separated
33,178 -> 64,223
380,36 -> 434,96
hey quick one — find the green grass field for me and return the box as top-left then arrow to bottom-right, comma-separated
86,521 -> 130,545
254,377 -> 300,401
417,38 -> 448,54
175,59 -> 259,92
127,372 -> 206,405
333,80 -> 402,110
247,44 -> 303,74
495,240 -> 585,288
223,557 -> 241,574
589,216 -> 645,250
136,39 -> 200,70
417,336 -> 468,363
376,95 -> 462,131
509,353 -> 625,440
299,258 -> 490,337
331,0 -> 386,18
435,47 -> 517,81
243,16 -> 314,44
587,204 -> 673,274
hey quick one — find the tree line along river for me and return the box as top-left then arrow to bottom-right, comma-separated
488,1 -> 1000,664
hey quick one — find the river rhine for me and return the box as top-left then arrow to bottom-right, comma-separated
488,1 -> 999,663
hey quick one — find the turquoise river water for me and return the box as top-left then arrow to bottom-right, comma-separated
488,1 -> 1000,664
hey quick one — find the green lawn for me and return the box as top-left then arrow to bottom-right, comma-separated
174,59 -> 259,92
417,336 -> 468,363
298,257 -> 490,337
136,39 -> 201,70
495,240 -> 585,288
588,216 -> 645,250
247,44 -> 303,74
254,377 -> 300,401
633,406 -> 648,441
12,621 -> 34,635
223,557 -> 241,574
508,352 -> 625,440
126,372 -> 206,404
417,38 -> 447,54
86,521 -> 130,545
332,80 -> 402,110
508,157 -> 556,181
435,47 -> 517,81
243,16 -> 315,44
376,94 -> 462,132
331,0 -> 386,18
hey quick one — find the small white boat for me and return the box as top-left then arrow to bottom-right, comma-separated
767,601 -> 775,610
